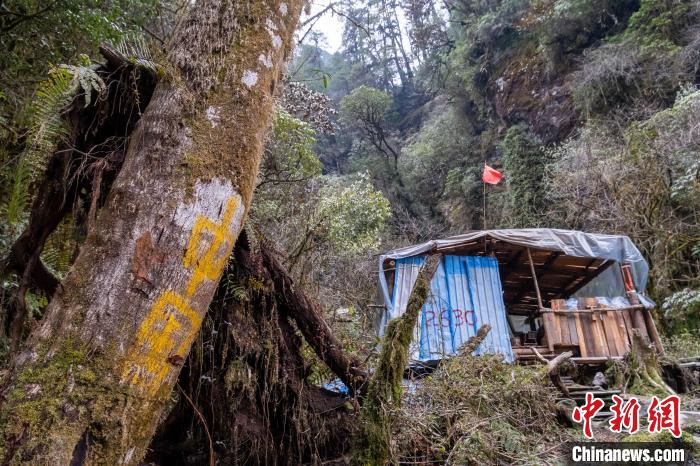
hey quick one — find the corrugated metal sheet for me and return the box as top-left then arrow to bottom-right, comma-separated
387,255 -> 514,362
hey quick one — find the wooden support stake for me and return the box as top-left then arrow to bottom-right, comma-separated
527,248 -> 552,352
643,308 -> 665,356
526,248 -> 544,309
619,263 -> 647,333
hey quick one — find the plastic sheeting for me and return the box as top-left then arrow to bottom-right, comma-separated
381,255 -> 514,362
379,228 -> 650,313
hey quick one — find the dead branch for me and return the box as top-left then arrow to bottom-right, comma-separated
531,347 -> 573,396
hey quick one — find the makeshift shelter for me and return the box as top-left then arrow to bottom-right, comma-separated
378,229 -> 662,364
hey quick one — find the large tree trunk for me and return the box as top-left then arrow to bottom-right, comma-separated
0,1 -> 302,463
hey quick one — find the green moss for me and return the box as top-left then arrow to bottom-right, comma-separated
351,262 -> 433,466
623,430 -> 698,453
617,0 -> 690,53
224,359 -> 256,393
0,338 -> 97,458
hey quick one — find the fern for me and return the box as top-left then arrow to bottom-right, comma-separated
41,214 -> 79,278
24,64 -> 104,181
0,158 -> 32,230
115,36 -> 159,73
24,66 -> 75,179
3,60 -> 107,229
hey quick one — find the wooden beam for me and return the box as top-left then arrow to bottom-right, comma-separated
643,308 -> 665,356
510,250 -> 561,306
526,248 -> 544,309
571,356 -> 624,364
540,305 -> 645,315
499,248 -> 525,282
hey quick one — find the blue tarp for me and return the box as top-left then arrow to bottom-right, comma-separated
379,229 -> 651,311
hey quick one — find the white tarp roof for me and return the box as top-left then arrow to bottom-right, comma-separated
380,228 -> 650,293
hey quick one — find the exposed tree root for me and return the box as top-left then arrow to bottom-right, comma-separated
261,243 -> 368,395
1,43 -> 157,351
607,329 -> 676,396
628,329 -> 676,396
147,233 -> 359,465
2,39 -> 365,463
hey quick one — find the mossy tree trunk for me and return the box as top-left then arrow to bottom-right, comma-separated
352,255 -> 441,466
0,1 -> 302,463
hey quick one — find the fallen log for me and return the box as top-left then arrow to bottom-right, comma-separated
351,254 -> 441,466
261,246 -> 368,395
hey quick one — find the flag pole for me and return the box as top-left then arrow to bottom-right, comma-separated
483,179 -> 486,229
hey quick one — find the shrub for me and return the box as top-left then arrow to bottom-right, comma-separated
571,41 -> 642,116
662,288 -> 700,333
499,124 -> 548,227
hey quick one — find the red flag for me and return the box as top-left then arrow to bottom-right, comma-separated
482,164 -> 503,185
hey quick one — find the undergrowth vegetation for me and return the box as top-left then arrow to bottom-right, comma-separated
393,354 -> 570,464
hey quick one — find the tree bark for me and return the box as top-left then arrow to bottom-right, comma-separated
3,45 -> 157,349
0,1 -> 302,464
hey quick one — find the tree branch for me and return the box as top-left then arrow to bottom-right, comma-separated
261,245 -> 369,395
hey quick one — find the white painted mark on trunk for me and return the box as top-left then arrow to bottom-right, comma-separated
206,106 -> 221,127
258,54 -> 272,69
271,34 -> 282,49
265,18 -> 282,49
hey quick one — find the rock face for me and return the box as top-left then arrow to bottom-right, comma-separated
490,57 -> 577,144
476,1 -> 641,146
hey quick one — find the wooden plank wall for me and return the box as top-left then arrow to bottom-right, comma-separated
545,299 -> 650,358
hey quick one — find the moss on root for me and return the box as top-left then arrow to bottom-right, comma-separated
0,336 -> 169,464
623,430 -> 699,457
0,339 -> 93,459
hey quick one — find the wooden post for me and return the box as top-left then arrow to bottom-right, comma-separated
620,262 -> 663,354
527,248 -> 553,351
620,262 -> 647,332
527,248 -> 544,309
643,309 -> 665,356
482,180 -> 487,229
